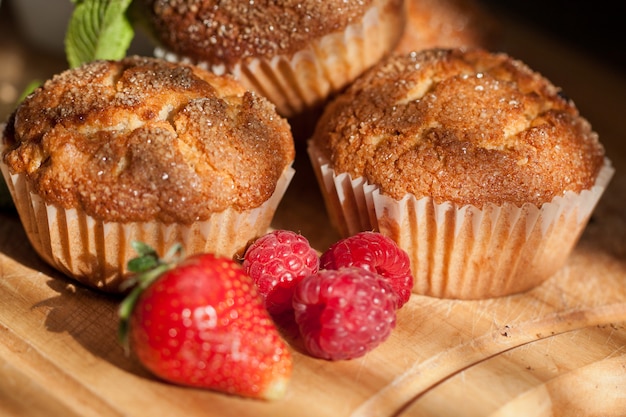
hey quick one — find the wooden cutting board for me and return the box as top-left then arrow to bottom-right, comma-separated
1,12 -> 626,417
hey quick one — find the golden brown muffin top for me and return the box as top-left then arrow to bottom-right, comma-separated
2,56 -> 295,223
394,0 -> 501,54
144,0 -> 379,67
311,49 -> 605,207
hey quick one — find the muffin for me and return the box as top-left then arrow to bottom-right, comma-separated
394,0 -> 501,54
1,56 -> 295,292
308,48 -> 613,299
141,0 -> 406,118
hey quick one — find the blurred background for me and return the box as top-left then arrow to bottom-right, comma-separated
481,0 -> 625,73
0,0 -> 624,123
0,0 -> 153,122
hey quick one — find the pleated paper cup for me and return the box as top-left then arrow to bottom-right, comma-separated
1,153 -> 294,293
309,141 -> 614,299
156,0 -> 404,118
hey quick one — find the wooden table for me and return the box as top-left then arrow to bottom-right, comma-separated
1,5 -> 626,416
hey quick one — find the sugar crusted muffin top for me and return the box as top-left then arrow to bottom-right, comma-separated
2,56 -> 295,223
144,0 -> 381,67
311,48 -> 605,207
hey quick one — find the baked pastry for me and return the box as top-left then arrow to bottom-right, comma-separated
308,48 -> 613,299
395,0 -> 500,54
1,56 -> 295,292
141,0 -> 406,117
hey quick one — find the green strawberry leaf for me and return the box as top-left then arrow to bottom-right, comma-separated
118,242 -> 183,351
127,241 -> 160,273
65,0 -> 135,68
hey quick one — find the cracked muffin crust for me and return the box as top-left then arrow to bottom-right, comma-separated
145,0 -> 378,67
142,0 -> 406,117
2,56 -> 295,224
312,48 -> 605,208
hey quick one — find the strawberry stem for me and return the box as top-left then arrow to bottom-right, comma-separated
117,242 -> 183,352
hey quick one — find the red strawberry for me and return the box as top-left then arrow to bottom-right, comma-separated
293,267 -> 397,360
243,230 -> 320,315
320,231 -> 414,308
118,243 -> 292,400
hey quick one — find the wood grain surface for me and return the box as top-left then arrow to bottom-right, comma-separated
1,6 -> 626,417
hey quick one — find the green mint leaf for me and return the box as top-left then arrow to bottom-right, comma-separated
65,0 -> 135,68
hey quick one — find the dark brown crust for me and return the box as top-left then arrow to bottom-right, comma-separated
2,56 -> 295,223
312,48 -> 605,207
144,0 -> 381,67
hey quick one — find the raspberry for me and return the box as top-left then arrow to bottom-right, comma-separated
243,230 -> 320,315
293,267 -> 397,360
320,232 -> 414,308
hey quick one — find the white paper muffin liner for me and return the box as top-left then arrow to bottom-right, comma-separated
156,0 -> 404,117
308,142 -> 614,299
1,150 -> 294,292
